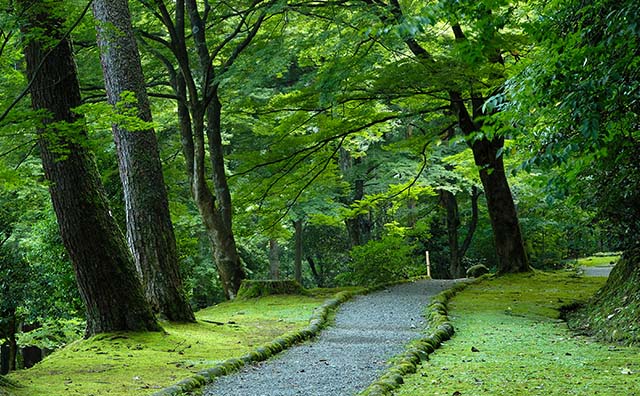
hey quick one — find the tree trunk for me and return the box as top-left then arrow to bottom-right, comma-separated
380,0 -> 529,274
439,189 -> 462,278
339,151 -> 371,247
470,137 -> 529,273
92,0 -> 194,322
293,220 -> 303,284
450,91 -> 530,274
269,239 -> 280,280
0,310 -> 16,373
21,2 -> 159,335
307,256 -> 324,287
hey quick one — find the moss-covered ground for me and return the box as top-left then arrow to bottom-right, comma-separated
571,254 -> 620,267
7,288 -> 357,396
395,271 -> 640,396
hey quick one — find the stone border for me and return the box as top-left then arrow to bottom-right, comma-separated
151,289 -> 357,396
358,278 -> 482,396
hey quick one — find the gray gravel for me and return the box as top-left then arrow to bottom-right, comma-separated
202,279 -> 457,396
581,265 -> 615,277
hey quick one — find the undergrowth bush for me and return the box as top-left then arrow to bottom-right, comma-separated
338,235 -> 422,286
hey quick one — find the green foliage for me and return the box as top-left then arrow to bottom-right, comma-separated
16,319 -> 84,350
506,0 -> 640,248
341,233 -> 422,286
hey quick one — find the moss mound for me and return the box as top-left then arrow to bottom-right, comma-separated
236,280 -> 307,299
568,247 -> 640,344
466,264 -> 489,278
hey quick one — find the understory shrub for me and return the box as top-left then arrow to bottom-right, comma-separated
340,235 -> 421,286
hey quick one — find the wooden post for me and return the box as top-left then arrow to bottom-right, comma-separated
425,251 -> 431,278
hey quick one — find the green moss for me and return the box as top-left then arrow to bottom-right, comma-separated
6,293 -> 332,396
569,254 -> 621,267
396,271 -> 640,396
466,264 -> 490,277
568,249 -> 640,344
236,280 -> 307,299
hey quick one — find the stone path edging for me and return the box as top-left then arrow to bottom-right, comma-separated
151,279 -> 424,396
358,278 -> 482,396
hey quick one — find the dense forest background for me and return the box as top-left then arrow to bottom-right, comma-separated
0,0 -> 638,374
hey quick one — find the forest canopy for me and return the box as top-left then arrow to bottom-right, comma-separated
0,0 -> 638,375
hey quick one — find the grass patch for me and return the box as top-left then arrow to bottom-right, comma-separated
573,254 -> 620,267
7,289 -> 357,396
395,271 -> 640,396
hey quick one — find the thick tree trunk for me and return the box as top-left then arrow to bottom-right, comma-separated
21,3 -> 159,335
380,0 -> 529,274
471,137 -> 529,274
269,239 -> 280,280
293,220 -> 303,284
92,0 -> 194,322
450,91 -> 530,274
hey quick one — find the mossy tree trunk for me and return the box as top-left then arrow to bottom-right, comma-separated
92,0 -> 194,322
20,1 -> 159,335
575,247 -> 640,343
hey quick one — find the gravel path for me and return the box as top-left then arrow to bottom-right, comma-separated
202,279 -> 457,396
581,265 -> 615,277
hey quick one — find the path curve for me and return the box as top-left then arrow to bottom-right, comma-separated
202,279 -> 456,396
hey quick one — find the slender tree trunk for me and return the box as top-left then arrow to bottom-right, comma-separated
293,219 -> 303,284
439,189 -> 462,278
307,256 -> 324,287
92,0 -> 194,322
174,88 -> 244,300
1,310 -> 16,373
339,151 -> 371,247
204,92 -> 246,298
21,2 -> 159,335
269,239 -> 280,280
439,187 -> 481,278
459,186 -> 481,259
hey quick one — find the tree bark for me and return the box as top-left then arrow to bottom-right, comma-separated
307,256 -> 324,287
439,187 -> 481,278
450,92 -> 530,274
142,0 -> 247,299
21,2 -> 159,335
269,239 -> 280,280
377,0 -> 530,274
339,150 -> 372,247
92,0 -> 194,322
439,189 -> 462,278
293,219 -> 303,284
